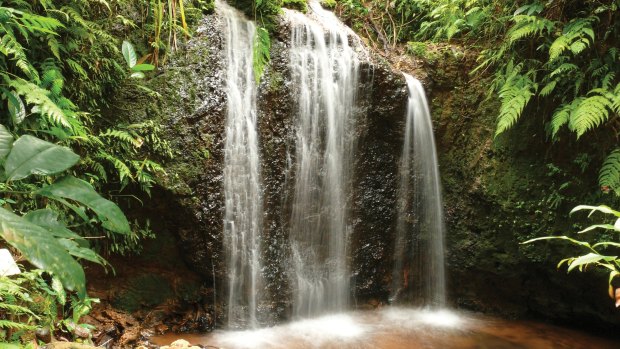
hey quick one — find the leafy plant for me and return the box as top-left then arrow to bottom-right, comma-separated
469,1 -> 620,195
253,27 -> 271,83
524,205 -> 620,306
122,41 -> 155,79
0,125 -> 129,298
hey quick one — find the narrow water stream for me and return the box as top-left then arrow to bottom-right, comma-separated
150,308 -> 619,349
219,0 -> 263,329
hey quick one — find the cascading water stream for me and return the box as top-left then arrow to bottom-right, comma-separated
285,1 -> 362,318
219,0 -> 263,328
392,73 -> 447,307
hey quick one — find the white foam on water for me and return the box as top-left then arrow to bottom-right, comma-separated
381,307 -> 466,329
212,313 -> 366,348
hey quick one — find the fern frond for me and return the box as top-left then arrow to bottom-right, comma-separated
601,72 -> 615,89
539,80 -> 557,97
97,151 -> 133,183
550,63 -> 578,77
14,8 -> 64,34
549,17 -> 596,61
253,27 -> 271,83
100,129 -> 141,147
47,36 -> 61,59
0,319 -> 35,330
0,302 -> 35,315
0,33 -> 38,80
507,15 -> 554,45
495,64 -> 537,136
9,78 -> 69,127
568,93 -> 614,138
549,98 -> 582,139
599,149 -> 620,194
66,58 -> 88,79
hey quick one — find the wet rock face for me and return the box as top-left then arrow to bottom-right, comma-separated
351,67 -> 407,302
107,9 -> 408,324
422,47 -> 620,329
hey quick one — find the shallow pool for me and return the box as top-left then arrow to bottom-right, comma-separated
150,308 -> 619,349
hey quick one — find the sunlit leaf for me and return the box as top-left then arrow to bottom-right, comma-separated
0,207 -> 85,298
4,135 -> 79,181
122,40 -> 137,68
36,176 -> 131,234
23,209 -> 82,239
0,124 -> 13,160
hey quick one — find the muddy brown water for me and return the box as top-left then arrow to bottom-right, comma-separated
151,308 -> 619,349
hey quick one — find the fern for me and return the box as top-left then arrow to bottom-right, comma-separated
539,80 -> 557,97
0,319 -> 35,331
599,149 -> 620,194
507,15 -> 554,45
97,151 -> 133,184
100,129 -> 142,148
549,98 -> 583,139
0,302 -> 34,315
568,91 -> 615,138
549,17 -> 596,62
0,33 -> 38,80
8,78 -> 70,127
549,63 -> 578,78
253,26 -> 271,83
495,63 -> 538,136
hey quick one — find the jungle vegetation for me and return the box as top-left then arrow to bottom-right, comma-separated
0,0 -> 210,345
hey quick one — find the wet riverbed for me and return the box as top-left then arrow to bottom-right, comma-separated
151,308 -> 619,349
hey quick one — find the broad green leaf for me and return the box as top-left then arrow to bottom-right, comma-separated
571,204 -> 620,218
131,63 -> 155,71
58,238 -> 108,267
130,71 -> 145,79
567,253 -> 616,272
0,207 -> 85,298
4,135 -> 79,181
37,176 -> 131,234
23,209 -> 82,239
122,40 -> 137,68
577,224 -> 615,234
0,124 -> 13,160
592,241 -> 620,249
7,92 -> 25,125
522,235 -> 592,249
51,276 -> 66,305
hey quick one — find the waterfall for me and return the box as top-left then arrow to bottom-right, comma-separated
285,1 -> 362,318
392,74 -> 447,307
219,0 -> 263,328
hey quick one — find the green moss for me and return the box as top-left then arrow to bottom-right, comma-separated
283,0 -> 308,12
321,0 -> 336,9
111,274 -> 174,313
406,41 -> 428,57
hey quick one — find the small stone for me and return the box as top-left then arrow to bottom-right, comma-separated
170,339 -> 191,348
155,323 -> 169,334
74,325 -> 91,339
35,327 -> 51,343
0,249 -> 20,276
